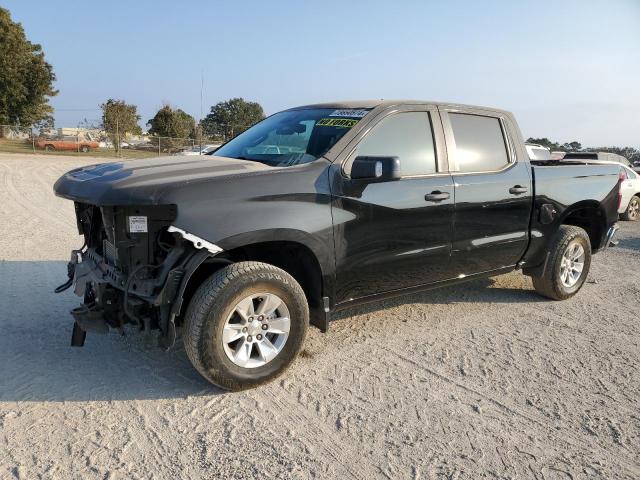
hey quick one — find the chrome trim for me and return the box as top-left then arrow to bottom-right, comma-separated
604,224 -> 619,249
167,226 -> 223,254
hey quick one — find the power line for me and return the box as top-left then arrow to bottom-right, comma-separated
54,108 -> 102,112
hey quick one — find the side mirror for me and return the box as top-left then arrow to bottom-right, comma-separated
350,156 -> 401,182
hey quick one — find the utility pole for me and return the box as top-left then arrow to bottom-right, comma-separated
116,117 -> 119,158
199,71 -> 204,154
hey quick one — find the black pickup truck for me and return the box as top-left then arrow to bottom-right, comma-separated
54,101 -> 622,390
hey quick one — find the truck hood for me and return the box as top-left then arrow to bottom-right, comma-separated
54,155 -> 269,205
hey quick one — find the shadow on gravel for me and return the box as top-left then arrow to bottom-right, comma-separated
0,261 -> 221,403
616,236 -> 640,252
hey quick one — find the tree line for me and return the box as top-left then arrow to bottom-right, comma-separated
101,97 -> 265,155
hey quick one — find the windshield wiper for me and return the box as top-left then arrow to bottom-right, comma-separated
213,155 -> 255,161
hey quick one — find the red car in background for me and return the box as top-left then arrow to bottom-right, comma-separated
35,136 -> 99,152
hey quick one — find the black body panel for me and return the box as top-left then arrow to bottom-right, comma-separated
450,162 -> 532,275
522,163 -> 621,269
330,164 -> 455,303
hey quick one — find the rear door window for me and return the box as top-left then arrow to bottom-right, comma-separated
448,113 -> 510,172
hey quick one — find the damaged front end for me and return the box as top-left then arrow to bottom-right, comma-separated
56,202 -> 226,349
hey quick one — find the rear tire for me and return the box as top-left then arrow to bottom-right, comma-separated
80,145 -> 89,153
621,195 -> 640,221
531,225 -> 591,300
44,144 -> 54,151
183,261 -> 309,391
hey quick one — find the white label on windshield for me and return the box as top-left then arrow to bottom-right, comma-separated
128,216 -> 148,233
329,109 -> 369,118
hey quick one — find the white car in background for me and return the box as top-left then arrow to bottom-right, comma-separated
619,166 -> 640,221
177,144 -> 221,156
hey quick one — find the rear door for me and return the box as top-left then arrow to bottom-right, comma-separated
331,105 -> 455,303
439,107 -> 533,275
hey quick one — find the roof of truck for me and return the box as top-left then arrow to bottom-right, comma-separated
286,100 -> 512,116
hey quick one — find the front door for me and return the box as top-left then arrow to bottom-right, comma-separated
331,107 -> 455,304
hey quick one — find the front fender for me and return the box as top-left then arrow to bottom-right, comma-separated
214,228 -> 333,276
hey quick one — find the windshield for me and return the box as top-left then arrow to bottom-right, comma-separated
212,108 -> 371,166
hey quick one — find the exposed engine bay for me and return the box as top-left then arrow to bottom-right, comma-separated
56,202 -> 225,349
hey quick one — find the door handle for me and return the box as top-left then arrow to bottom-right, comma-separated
424,191 -> 450,202
509,185 -> 528,195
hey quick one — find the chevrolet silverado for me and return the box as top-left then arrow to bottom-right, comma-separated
54,101 -> 622,390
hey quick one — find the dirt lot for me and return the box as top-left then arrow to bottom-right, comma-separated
0,152 -> 639,480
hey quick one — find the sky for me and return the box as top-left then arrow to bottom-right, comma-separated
5,0 -> 640,147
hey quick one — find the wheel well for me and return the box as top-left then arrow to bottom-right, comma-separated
178,241 -> 325,328
561,205 -> 606,250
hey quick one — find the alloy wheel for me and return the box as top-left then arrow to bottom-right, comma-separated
628,198 -> 639,220
222,293 -> 291,368
559,241 -> 585,288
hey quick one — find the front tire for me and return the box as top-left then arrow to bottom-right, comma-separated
531,225 -> 591,300
183,261 -> 309,390
80,145 -> 89,153
621,195 -> 640,221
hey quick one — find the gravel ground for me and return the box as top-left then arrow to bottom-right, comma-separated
0,153 -> 639,480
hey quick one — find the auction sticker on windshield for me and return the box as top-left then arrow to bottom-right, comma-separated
316,118 -> 359,128
329,109 -> 370,118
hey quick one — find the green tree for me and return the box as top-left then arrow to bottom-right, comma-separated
147,105 -> 195,138
0,7 -> 57,128
201,97 -> 265,140
562,141 -> 582,152
34,115 -> 55,131
100,99 -> 141,156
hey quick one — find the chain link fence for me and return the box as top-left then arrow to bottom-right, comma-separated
0,125 -> 37,153
0,124 -> 234,159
